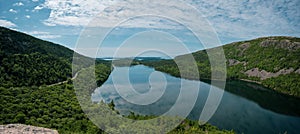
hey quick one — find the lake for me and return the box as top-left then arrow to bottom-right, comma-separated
92,65 -> 300,134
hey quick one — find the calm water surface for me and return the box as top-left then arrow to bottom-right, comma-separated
92,65 -> 300,134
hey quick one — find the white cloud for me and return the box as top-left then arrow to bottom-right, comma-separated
9,9 -> 17,13
27,31 -> 61,39
0,19 -> 17,28
25,15 -> 31,19
33,6 -> 43,11
182,0 -> 300,39
13,2 -> 24,6
36,34 -> 61,39
32,0 -> 39,2
40,0 -> 114,27
27,31 -> 49,35
38,0 -> 299,40
40,0 -> 210,32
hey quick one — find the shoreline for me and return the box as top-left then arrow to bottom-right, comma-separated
239,79 -> 262,84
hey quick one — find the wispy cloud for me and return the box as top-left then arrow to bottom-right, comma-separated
40,0 -> 110,26
0,19 -> 17,28
185,0 -> 300,39
27,31 -> 61,39
36,34 -> 61,39
33,6 -> 43,11
38,0 -> 299,40
39,0 -> 189,29
9,9 -> 17,13
13,2 -> 24,6
25,15 -> 31,19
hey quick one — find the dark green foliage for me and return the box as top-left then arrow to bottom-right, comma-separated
0,84 -> 104,133
108,100 -> 115,111
125,112 -> 234,134
111,58 -> 140,67
0,26 -> 93,87
262,73 -> 300,97
0,27 -> 109,133
95,63 -> 112,87
169,119 -> 234,134
142,59 -> 181,77
0,26 -> 73,87
0,26 -> 73,58
0,62 -> 112,133
224,38 -> 300,73
0,52 -> 71,87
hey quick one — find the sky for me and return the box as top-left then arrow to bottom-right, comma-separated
0,0 -> 299,58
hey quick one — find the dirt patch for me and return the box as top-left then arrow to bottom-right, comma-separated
0,124 -> 58,134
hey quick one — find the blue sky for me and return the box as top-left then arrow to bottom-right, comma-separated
0,0 -> 299,58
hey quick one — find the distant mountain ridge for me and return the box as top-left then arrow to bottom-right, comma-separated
98,56 -> 164,61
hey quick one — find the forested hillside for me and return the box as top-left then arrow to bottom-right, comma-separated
0,26 -> 92,87
142,36 -> 300,97
0,26 -> 110,133
0,63 -> 112,133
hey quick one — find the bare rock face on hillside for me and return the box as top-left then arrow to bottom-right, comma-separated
237,43 -> 250,56
228,59 -> 247,66
260,39 -> 300,51
295,69 -> 300,74
244,68 -> 295,80
238,42 -> 250,50
0,124 -> 58,134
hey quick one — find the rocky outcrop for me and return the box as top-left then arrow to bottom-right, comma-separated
295,68 -> 300,74
228,59 -> 247,66
0,124 -> 58,134
238,42 -> 250,50
260,39 -> 300,51
244,68 -> 295,80
238,43 -> 250,56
